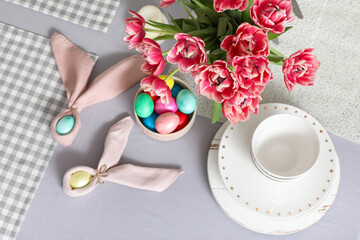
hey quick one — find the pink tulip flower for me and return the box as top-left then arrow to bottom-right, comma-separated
282,48 -> 321,92
136,38 -> 165,76
250,0 -> 294,34
124,11 -> 146,49
167,33 -> 208,76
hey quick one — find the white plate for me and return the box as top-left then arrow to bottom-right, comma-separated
218,103 -> 338,219
207,103 -> 340,234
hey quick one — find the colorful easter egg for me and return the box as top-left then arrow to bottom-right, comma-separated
176,89 -> 196,114
141,112 -> 159,132
174,111 -> 190,131
155,112 -> 180,134
70,171 -> 92,189
158,75 -> 174,90
56,115 -> 75,135
171,83 -> 182,98
135,93 -> 154,118
145,91 -> 159,102
154,97 -> 178,114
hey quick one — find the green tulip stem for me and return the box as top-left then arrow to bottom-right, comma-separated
164,68 -> 179,82
144,28 -> 175,35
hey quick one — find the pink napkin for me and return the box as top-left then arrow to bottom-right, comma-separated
50,32 -> 146,146
63,116 -> 184,197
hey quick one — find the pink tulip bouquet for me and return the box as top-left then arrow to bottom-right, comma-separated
124,0 -> 320,125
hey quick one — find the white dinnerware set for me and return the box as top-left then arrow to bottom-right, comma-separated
207,103 -> 340,234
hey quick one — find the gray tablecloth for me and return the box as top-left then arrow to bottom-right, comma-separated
0,0 -> 359,239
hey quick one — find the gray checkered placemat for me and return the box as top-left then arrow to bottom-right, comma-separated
0,22 -> 95,240
4,0 -> 121,32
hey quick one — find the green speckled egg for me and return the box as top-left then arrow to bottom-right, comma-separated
176,89 -> 196,114
70,171 -> 92,189
135,93 -> 154,118
56,115 -> 75,135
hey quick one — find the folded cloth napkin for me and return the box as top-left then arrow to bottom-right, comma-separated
63,116 -> 184,197
50,32 -> 146,146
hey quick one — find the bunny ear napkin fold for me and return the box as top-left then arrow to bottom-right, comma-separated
51,33 -> 183,196
63,116 -> 184,197
50,32 -> 147,146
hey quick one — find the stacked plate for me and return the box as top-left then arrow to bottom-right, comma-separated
207,103 -> 340,235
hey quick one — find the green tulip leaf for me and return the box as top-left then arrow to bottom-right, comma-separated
153,35 -> 176,41
147,20 -> 178,33
270,47 -> 286,58
241,0 -> 254,24
217,17 -> 229,37
268,26 -> 293,40
182,19 -> 198,32
168,14 -> 182,32
191,0 -> 219,24
212,101 -> 223,124
225,22 -> 234,36
225,9 -> 242,24
188,27 -> 217,37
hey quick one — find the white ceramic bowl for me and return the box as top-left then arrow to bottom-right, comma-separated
251,114 -> 320,181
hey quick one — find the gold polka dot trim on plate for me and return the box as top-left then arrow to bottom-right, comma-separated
219,104 -> 337,219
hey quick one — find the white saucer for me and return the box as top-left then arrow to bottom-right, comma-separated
207,103 -> 340,234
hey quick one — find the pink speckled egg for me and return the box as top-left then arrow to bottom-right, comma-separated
154,97 -> 178,115
155,112 -> 180,134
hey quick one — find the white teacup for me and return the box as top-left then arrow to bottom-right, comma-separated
251,114 -> 320,181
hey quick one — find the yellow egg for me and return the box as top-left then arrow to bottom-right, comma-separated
70,171 -> 92,189
158,75 -> 174,90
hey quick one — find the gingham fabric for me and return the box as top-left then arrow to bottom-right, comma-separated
0,22 -> 95,240
4,0 -> 121,32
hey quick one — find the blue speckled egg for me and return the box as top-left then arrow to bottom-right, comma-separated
176,89 -> 196,114
56,115 -> 75,135
141,112 -> 159,132
171,83 -> 182,98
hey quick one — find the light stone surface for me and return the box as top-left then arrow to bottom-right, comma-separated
168,0 -> 360,144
